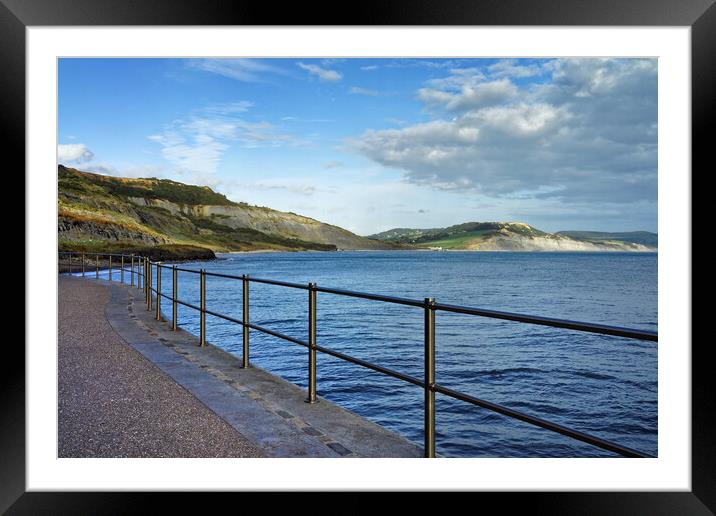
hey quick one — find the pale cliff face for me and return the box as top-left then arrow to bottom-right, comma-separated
126,197 -> 387,250
370,221 -> 655,252
464,234 -> 652,252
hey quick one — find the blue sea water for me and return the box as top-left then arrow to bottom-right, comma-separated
111,251 -> 658,457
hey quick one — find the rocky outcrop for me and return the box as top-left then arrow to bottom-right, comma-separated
58,217 -> 167,245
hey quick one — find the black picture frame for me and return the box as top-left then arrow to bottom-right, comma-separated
7,0 -> 707,512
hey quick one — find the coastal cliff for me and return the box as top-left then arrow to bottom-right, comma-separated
58,165 -> 394,253
369,222 -> 657,252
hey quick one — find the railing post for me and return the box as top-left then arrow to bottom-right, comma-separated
109,255 -> 112,281
424,297 -> 436,458
200,269 -> 206,347
120,255 -> 124,283
242,274 -> 250,367
306,282 -> 318,403
130,254 -> 135,287
155,263 -> 162,321
68,252 -> 73,274
81,253 -> 85,277
172,265 -> 178,331
95,254 -> 99,279
147,260 -> 152,311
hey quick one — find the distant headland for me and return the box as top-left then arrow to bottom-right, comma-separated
58,165 -> 656,258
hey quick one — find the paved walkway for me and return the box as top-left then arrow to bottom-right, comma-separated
58,276 -> 264,457
58,274 -> 423,458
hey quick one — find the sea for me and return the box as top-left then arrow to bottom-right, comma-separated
104,250 -> 659,457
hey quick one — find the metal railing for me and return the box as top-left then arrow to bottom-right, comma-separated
59,251 -> 658,458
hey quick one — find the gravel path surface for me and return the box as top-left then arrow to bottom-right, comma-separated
58,276 -> 264,457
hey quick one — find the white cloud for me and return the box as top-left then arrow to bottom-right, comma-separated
425,67 -> 485,90
297,62 -> 342,82
418,78 -> 518,111
281,116 -> 332,123
58,143 -> 167,180
219,177 -> 334,201
464,103 -> 568,137
361,65 -> 379,71
487,59 -> 545,79
58,143 -> 94,163
204,101 -> 254,115
83,163 -> 166,179
149,130 -> 228,177
188,58 -> 286,83
351,58 -> 657,205
250,180 -> 318,196
349,86 -> 379,96
321,58 -> 345,67
148,103 -> 298,178
385,59 -> 469,70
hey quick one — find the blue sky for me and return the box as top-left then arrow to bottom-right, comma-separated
58,58 -> 657,235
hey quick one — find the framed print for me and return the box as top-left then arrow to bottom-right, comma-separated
8,0 -> 708,512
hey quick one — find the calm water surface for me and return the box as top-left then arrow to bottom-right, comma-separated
130,251 -> 657,457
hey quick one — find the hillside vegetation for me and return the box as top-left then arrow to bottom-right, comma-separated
58,165 -> 394,254
370,222 -> 657,252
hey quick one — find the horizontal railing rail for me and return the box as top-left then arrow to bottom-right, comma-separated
155,264 -> 657,340
59,251 -> 658,458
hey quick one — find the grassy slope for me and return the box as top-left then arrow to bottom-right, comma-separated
371,222 -> 548,248
370,222 -> 656,250
415,230 -> 494,249
58,165 -> 335,253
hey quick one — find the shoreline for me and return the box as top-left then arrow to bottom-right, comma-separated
217,249 -> 288,255
217,248 -> 658,255
61,247 -> 658,272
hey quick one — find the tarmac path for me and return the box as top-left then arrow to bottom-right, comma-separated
58,276 -> 264,458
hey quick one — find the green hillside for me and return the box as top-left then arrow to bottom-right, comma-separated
370,222 -> 657,252
370,222 -> 547,249
58,165 -> 392,254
